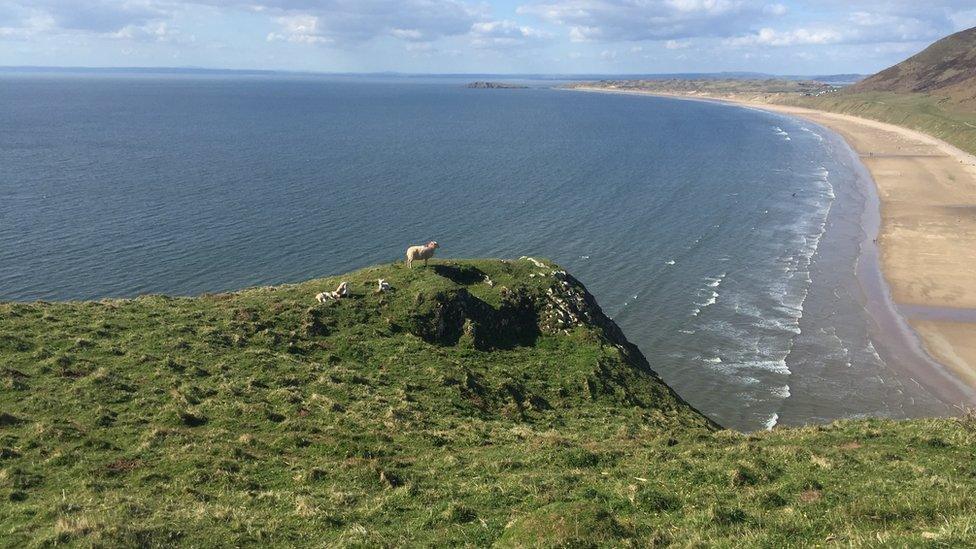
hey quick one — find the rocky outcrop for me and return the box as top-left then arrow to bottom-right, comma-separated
465,81 -> 528,89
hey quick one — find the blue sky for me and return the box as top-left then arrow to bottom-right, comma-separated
2,1 -> 974,74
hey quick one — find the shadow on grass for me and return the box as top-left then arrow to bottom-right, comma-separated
431,264 -> 487,286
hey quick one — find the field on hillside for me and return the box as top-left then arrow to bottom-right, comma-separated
573,79 -> 976,157
790,91 -> 976,156
3,259 -> 976,546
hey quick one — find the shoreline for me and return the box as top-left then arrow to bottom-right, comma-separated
570,86 -> 976,408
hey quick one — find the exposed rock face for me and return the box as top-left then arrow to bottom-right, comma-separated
406,260 -> 692,405
540,270 -> 591,333
407,287 -> 540,350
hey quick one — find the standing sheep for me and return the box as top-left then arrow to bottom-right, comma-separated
405,241 -> 439,268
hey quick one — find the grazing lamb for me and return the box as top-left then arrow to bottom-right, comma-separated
316,281 -> 349,302
376,279 -> 391,293
405,241 -> 439,268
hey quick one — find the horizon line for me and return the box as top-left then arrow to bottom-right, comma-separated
0,65 -> 867,79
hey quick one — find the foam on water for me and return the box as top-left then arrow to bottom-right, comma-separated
799,126 -> 825,142
683,126 -> 837,428
706,272 -> 727,288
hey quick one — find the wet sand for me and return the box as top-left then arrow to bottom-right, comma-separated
745,104 -> 976,402
572,86 -> 976,405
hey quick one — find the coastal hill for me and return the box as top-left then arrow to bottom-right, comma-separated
802,25 -> 976,154
568,26 -> 976,156
848,26 -> 976,105
3,258 -> 976,545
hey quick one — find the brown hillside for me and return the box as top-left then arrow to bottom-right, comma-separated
849,26 -> 976,105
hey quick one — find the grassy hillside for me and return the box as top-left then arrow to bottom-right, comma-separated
785,26 -> 976,155
787,90 -> 976,155
3,259 -> 976,546
848,26 -> 976,105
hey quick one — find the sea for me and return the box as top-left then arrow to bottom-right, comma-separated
0,72 -> 953,431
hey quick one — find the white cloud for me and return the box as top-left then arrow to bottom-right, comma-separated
726,8 -> 954,49
1,0 -> 975,73
518,0 -> 764,42
29,0 -> 168,33
726,27 -> 843,47
391,28 -> 425,41
0,12 -> 55,40
949,9 -> 976,30
470,19 -> 549,48
267,14 -> 332,44
568,25 -> 598,42
0,0 -> 489,47
215,0 -> 487,44
110,21 -> 194,43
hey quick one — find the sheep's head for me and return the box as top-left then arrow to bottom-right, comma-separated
428,241 -> 439,249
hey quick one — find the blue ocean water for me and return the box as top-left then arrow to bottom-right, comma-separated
0,74 -> 950,430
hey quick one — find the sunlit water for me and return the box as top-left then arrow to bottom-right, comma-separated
0,74 -> 949,430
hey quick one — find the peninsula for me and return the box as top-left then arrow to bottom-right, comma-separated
465,81 -> 528,89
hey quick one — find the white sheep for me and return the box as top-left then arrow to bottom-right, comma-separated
316,281 -> 349,302
376,279 -> 391,293
405,241 -> 439,268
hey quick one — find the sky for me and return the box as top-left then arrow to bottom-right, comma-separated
1,1 -> 975,75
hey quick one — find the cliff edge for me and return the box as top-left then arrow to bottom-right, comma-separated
2,259 -> 975,545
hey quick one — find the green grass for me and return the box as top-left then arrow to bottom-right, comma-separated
786,91 -> 976,156
2,258 -> 976,546
574,79 -> 976,156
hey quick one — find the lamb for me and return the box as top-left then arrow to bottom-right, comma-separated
405,241 -> 439,268
315,281 -> 349,302
376,279 -> 391,293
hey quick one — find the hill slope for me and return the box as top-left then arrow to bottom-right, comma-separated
3,259 -> 976,545
849,26 -> 976,105
785,26 -> 976,155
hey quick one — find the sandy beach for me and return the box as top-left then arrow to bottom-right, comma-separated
732,103 -> 976,399
574,86 -> 976,402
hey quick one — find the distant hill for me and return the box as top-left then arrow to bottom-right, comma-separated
786,26 -> 976,155
849,26 -> 976,105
